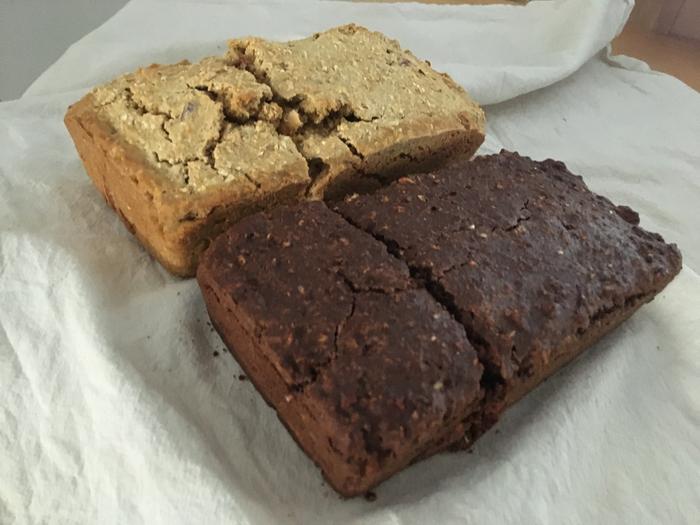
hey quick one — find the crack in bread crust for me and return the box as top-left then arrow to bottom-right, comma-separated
67,24 -> 485,276
197,202 -> 485,496
334,151 -> 683,452
89,24 -> 484,198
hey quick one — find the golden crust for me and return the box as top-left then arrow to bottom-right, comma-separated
65,96 -> 308,276
65,25 -> 485,277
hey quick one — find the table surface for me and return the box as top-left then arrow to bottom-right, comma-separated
0,0 -> 697,101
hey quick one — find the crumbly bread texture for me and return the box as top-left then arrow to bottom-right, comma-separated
64,24 -> 485,276
198,202 -> 483,496
198,152 -> 681,497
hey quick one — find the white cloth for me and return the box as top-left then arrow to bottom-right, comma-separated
1,0 -> 698,523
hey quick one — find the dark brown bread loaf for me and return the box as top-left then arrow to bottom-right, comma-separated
197,151 -> 681,496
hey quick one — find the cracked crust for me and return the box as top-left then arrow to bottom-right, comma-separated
229,24 -> 485,199
197,202 -> 483,496
64,25 -> 485,276
198,152 -> 681,497
337,151 -> 683,442
65,94 -> 308,276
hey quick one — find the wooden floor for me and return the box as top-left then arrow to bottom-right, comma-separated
365,0 -> 700,92
612,27 -> 700,91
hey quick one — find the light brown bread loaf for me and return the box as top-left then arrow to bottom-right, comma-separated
64,24 -> 485,276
